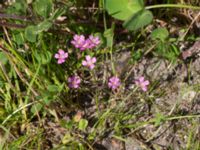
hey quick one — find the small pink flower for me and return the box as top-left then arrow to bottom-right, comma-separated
135,76 -> 149,92
79,40 -> 90,51
108,76 -> 121,90
54,49 -> 68,64
87,35 -> 100,49
68,75 -> 81,89
71,34 -> 100,51
82,55 -> 96,70
71,34 -> 86,50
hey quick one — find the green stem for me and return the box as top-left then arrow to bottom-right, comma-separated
166,114 -> 200,120
2,101 -> 36,125
145,4 -> 200,10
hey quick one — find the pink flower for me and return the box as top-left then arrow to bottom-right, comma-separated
79,40 -> 90,51
87,35 -> 100,49
71,34 -> 101,51
68,75 -> 81,89
82,55 -> 96,70
54,49 -> 68,64
71,34 -> 86,50
108,76 -> 121,90
135,76 -> 149,92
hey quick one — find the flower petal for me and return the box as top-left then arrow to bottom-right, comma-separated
82,60 -> 87,66
142,86 -> 147,91
143,80 -> 149,86
139,77 -> 144,82
54,54 -> 59,58
64,53 -> 68,58
92,57 -> 96,63
58,59 -> 64,64
85,55 -> 91,61
89,64 -> 95,70
58,49 -> 65,54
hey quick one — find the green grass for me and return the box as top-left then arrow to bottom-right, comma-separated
0,0 -> 200,149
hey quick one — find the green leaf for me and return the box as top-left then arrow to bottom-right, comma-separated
103,23 -> 115,47
123,9 -> 153,31
25,20 -> 52,43
170,44 -> 180,56
105,0 -> 144,20
31,103 -> 43,114
78,119 -> 88,131
47,84 -> 64,93
64,120 -> 74,129
0,80 -> 4,88
154,113 -> 165,126
36,20 -> 52,33
88,131 -> 96,141
132,49 -> 142,61
47,85 -> 59,92
33,51 -> 52,65
62,133 -> 73,144
6,0 -> 27,14
0,52 -> 8,64
33,0 -> 53,18
49,8 -> 66,21
151,27 -> 169,41
25,26 -> 38,42
12,32 -> 25,45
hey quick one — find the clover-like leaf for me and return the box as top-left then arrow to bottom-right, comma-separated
123,9 -> 153,31
151,27 -> 169,41
105,0 -> 144,20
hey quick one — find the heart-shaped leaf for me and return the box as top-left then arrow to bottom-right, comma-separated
105,0 -> 144,20
123,9 -> 153,31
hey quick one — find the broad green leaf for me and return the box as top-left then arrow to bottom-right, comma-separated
6,0 -> 27,14
78,119 -> 88,131
36,20 -> 52,33
105,0 -> 144,20
123,9 -> 153,31
25,26 -> 38,42
33,0 -> 53,18
151,27 -> 169,41
25,21 -> 52,43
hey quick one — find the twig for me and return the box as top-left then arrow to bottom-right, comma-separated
0,21 -> 26,29
0,13 -> 28,21
180,12 -> 200,41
